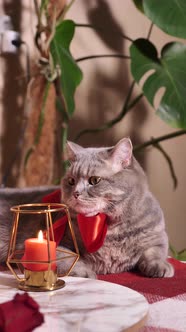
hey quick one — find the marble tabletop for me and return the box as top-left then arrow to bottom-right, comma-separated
0,271 -> 148,332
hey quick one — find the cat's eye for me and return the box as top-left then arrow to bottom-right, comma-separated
68,177 -> 75,186
88,176 -> 101,185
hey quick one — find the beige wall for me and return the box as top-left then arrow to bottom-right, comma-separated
0,0 -> 185,251
67,1 -> 186,251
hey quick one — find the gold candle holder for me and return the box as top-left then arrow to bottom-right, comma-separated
6,203 -> 79,292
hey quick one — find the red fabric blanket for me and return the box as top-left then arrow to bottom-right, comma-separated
98,258 -> 185,299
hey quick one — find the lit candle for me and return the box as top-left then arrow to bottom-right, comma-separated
22,230 -> 56,271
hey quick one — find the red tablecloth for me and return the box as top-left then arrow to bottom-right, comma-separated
98,258 -> 186,331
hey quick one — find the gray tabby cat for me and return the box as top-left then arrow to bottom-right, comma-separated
0,138 -> 173,278
61,137 -> 174,278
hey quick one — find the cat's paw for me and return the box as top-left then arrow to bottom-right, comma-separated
69,263 -> 97,279
138,259 -> 174,278
57,257 -> 96,279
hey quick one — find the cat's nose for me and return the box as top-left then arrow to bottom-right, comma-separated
73,191 -> 80,199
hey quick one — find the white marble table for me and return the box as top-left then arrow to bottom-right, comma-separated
0,271 -> 148,331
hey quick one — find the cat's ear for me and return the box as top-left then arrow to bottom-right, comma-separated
109,138 -> 133,171
65,141 -> 84,161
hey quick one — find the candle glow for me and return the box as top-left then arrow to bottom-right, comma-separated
22,230 -> 56,272
38,230 -> 43,241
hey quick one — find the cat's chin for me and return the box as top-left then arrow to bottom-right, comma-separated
71,201 -> 102,217
83,212 -> 99,217
73,206 -> 100,217
76,209 -> 100,217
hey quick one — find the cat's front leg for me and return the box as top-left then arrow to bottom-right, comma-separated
137,247 -> 174,278
56,247 -> 96,279
68,259 -> 97,279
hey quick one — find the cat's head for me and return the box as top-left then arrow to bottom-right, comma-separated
61,138 -> 133,216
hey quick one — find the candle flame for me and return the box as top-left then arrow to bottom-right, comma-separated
38,230 -> 43,241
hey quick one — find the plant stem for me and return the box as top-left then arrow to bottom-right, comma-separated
147,22 -> 154,39
134,130 -> 186,152
58,0 -> 76,21
75,81 -> 142,141
34,80 -> 51,145
34,0 -> 40,24
127,93 -> 143,109
153,142 -> 178,189
54,77 -> 69,121
76,54 -> 130,62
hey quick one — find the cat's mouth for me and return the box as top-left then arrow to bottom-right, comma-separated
75,206 -> 100,217
71,200 -> 102,216
81,211 -> 99,217
66,195 -> 108,216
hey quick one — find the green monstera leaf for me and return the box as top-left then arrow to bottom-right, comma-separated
132,0 -> 144,13
50,20 -> 83,116
143,0 -> 186,39
130,38 -> 186,129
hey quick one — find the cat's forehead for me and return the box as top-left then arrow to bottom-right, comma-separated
68,151 -> 110,178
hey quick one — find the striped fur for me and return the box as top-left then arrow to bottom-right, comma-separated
61,138 -> 174,278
